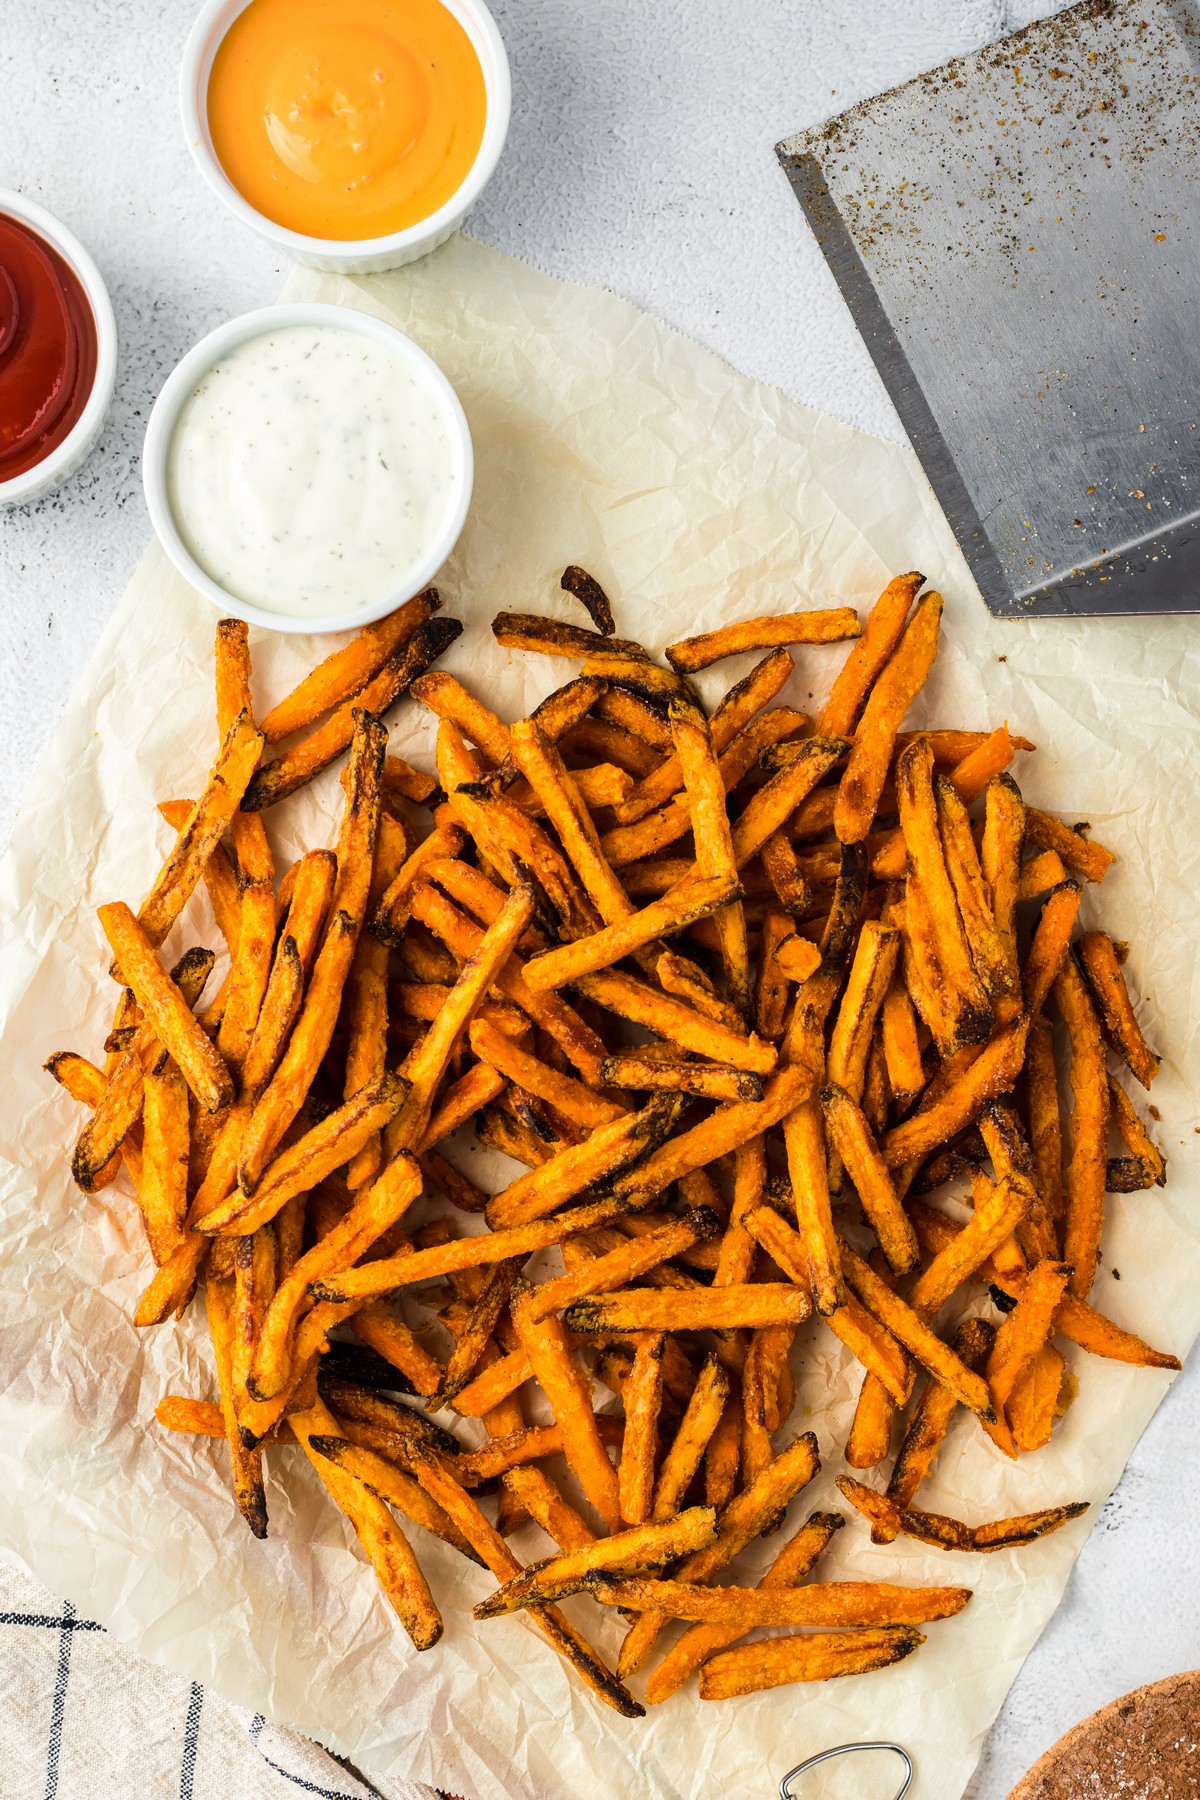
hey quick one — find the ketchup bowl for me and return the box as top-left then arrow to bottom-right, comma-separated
0,189 -> 117,507
180,0 -> 511,274
142,303 -> 474,635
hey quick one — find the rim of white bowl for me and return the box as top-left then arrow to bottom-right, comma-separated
142,302 -> 474,635
179,0 -> 511,264
0,187 -> 118,506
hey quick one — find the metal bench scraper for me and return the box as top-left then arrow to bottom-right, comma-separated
776,0 -> 1199,617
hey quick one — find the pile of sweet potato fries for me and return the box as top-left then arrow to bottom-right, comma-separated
47,569 -> 1177,1711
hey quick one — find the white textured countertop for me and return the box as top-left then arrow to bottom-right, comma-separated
2,3 -> 1196,1796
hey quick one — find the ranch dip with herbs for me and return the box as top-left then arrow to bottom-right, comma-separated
166,323 -> 458,617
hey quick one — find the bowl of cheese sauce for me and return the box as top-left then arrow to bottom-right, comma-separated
181,0 -> 509,271
143,304 -> 472,632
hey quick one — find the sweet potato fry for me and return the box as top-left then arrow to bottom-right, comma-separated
840,1242 -> 994,1420
897,738 -> 992,1030
1107,1074 -> 1166,1189
471,1018 -> 624,1127
1026,1013 -> 1065,1222
665,608 -> 860,673
782,1094 -> 842,1315
834,590 -> 943,843
238,713 -> 386,1189
531,1213 -> 718,1323
1007,1344 -> 1067,1453
484,1093 -> 681,1228
599,1053 -> 761,1102
729,736 -> 849,870
97,906 -> 233,1114
817,573 -> 921,736
155,1396 -> 227,1437
1055,954 -> 1110,1299
1023,881 -> 1083,1015
842,1473 -> 1089,1551
565,1284 -> 810,1334
477,1505 -> 720,1620
1078,930 -> 1160,1088
669,695 -> 752,1013
289,1402 -> 443,1650
507,1277 -> 622,1530
322,1432 -> 643,1713
524,876 -> 738,992
822,1084 -> 918,1274
244,619 -> 461,809
881,1319 -> 995,1539
988,1260 -> 1073,1422
129,710 -> 264,959
156,800 -> 241,951
503,1466 -> 595,1552
618,1432 -> 820,1676
937,775 -> 1015,1007
1019,849 -> 1068,900
382,754 -> 438,805
647,1354 -> 728,1523
698,1625 -> 924,1698
410,669 -> 512,767
139,1063 -> 191,1263
827,920 -> 901,1103
595,1575 -> 970,1630
880,974 -> 924,1104
206,1276 -> 267,1538
560,565 -> 615,634
259,592 -> 438,742
617,649 -> 794,824
618,1334 -> 666,1524
1025,809 -> 1115,884
981,772 -> 1026,1007
881,1019 -> 1028,1169
572,967 -> 777,1072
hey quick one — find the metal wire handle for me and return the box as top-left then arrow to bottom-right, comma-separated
779,1741 -> 913,1800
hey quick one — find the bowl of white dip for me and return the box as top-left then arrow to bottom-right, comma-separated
142,303 -> 473,633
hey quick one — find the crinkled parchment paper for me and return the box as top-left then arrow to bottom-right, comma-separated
2,233 -> 1199,1800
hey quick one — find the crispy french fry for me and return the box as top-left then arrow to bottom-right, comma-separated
503,1466 -> 595,1552
783,1094 -> 843,1315
617,649 -> 794,825
839,1242 -> 994,1420
131,711 -> 265,955
290,1401 -> 442,1650
575,967 -> 777,1073
560,565 -> 615,634
509,1277 -> 622,1531
565,1284 -> 810,1334
981,772 -> 1026,1008
1007,1344 -> 1067,1453
834,590 -> 942,844
477,1505 -> 719,1619
156,800 -> 241,951
618,1333 -> 666,1525
822,1084 -> 918,1274
524,876 -> 738,993
730,737 -> 850,870
774,935 -> 823,981
1107,1073 -> 1166,1189
1024,881 -> 1083,1014
897,738 -> 992,1033
881,1319 -> 995,1539
1026,1013 -> 1065,1222
245,619 -> 461,809
618,1433 -> 821,1676
350,1303 -> 444,1397
410,669 -> 512,767
259,592 -> 438,742
988,1260 -> 1073,1423
1025,809 -> 1115,884
1019,848 -> 1068,900
1055,954 -> 1110,1299
837,1477 -> 1088,1553
937,775 -> 1015,1005
1078,930 -> 1160,1088
531,1213 -> 718,1322
97,907 -> 233,1113
608,1065 -> 811,1209
599,1053 -> 761,1102
239,713 -> 386,1190
206,1276 -> 267,1538
485,1093 -> 681,1228
699,1625 -> 924,1698
139,1062 -> 191,1263
595,1574 -> 970,1629
665,608 -> 860,673
881,1020 -> 1028,1170
651,1355 -> 729,1522
817,574 -> 921,736
155,1396 -> 227,1437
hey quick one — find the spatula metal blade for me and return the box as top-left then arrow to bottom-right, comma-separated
777,0 -> 1200,618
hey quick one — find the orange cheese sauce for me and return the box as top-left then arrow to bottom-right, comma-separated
207,0 -> 487,241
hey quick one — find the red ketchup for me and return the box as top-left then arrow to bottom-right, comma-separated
0,212 -> 99,481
